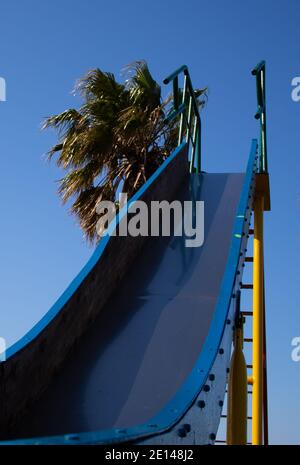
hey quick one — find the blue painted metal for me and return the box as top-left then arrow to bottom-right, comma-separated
252,61 -> 268,173
0,139 -> 258,445
163,65 -> 188,85
5,141 -> 187,361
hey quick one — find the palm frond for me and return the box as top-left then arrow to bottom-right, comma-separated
124,60 -> 161,110
43,61 -> 207,243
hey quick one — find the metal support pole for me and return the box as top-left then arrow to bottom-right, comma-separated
178,75 -> 187,145
252,195 -> 264,445
262,264 -> 269,445
227,292 -> 248,445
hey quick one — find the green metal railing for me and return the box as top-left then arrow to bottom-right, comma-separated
252,61 -> 268,173
164,65 -> 202,173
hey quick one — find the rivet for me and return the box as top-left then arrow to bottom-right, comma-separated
219,348 -> 224,355
210,433 -> 216,441
197,400 -> 206,409
209,374 -> 215,381
203,384 -> 210,392
219,400 -> 224,407
178,426 -> 187,438
226,319 -> 231,325
184,423 -> 191,433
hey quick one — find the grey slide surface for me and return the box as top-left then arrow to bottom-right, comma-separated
9,172 -> 244,440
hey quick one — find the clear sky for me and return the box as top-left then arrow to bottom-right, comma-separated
0,0 -> 299,444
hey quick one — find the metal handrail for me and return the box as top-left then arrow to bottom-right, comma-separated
252,61 -> 268,173
163,65 -> 202,173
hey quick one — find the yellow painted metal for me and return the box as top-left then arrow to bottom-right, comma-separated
226,322 -> 248,445
252,195 -> 264,445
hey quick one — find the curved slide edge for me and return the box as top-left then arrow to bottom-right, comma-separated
0,142 -> 189,436
0,139 -> 258,445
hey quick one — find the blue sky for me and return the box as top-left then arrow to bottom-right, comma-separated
0,0 -> 299,444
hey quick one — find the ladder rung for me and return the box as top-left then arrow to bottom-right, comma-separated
245,257 -> 253,262
244,338 -> 253,343
241,283 -> 253,289
226,390 -> 252,394
220,414 -> 253,420
241,311 -> 253,316
215,440 -> 252,445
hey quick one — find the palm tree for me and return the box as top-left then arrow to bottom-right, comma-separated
43,61 -> 205,243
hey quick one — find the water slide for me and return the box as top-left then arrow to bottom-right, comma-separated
0,64 -> 268,445
0,62 -> 270,445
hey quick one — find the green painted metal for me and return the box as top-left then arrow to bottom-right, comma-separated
252,61 -> 268,173
163,66 -> 202,173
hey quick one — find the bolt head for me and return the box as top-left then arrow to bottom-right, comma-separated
183,423 -> 191,433
178,427 -> 187,438
197,400 -> 206,409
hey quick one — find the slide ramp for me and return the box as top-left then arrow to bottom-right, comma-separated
0,140 -> 258,444
8,172 -> 243,440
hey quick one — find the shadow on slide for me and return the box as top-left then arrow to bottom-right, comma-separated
7,171 -> 244,441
